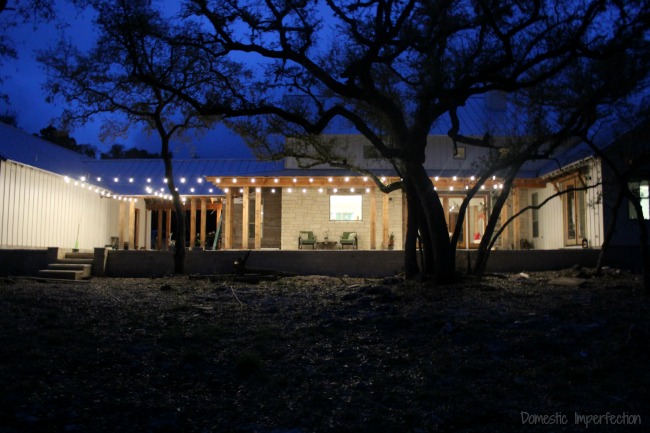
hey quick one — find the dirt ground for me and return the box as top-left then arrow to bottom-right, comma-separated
0,268 -> 648,433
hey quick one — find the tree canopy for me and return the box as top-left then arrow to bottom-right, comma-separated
42,0 -> 650,283
38,125 -> 97,158
99,144 -> 161,159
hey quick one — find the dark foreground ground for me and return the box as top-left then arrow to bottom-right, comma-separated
0,268 -> 648,433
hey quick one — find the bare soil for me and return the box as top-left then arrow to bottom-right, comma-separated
0,268 -> 648,433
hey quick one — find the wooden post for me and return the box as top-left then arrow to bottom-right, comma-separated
402,192 -> 408,249
513,188 -> 520,250
224,190 -> 233,249
254,188 -> 262,250
118,202 -> 125,249
156,210 -> 163,250
189,198 -> 197,248
382,193 -> 390,249
128,201 -> 135,250
200,197 -> 207,249
215,206 -> 222,250
370,188 -> 377,249
500,196 -> 510,249
166,208 -> 172,248
242,187 -> 250,249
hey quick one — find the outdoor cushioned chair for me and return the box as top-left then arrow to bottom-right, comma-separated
299,231 -> 317,249
339,232 -> 357,249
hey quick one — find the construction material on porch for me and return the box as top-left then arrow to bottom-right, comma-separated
38,251 -> 94,280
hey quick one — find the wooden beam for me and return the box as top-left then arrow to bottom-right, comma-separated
370,188 -> 376,250
205,175 -> 544,191
200,197 -> 207,249
242,187 -> 250,249
190,198 -> 197,248
224,190 -> 233,249
145,198 -> 221,211
254,188 -> 262,250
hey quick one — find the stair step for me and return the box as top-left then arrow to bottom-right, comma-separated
48,263 -> 92,277
38,269 -> 87,280
66,252 -> 94,260
59,258 -> 94,265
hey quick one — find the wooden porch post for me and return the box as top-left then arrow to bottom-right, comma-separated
118,202 -> 125,249
190,198 -> 197,248
224,190 -> 233,249
382,193 -> 390,249
215,206 -> 222,250
370,188 -> 377,249
500,197 -> 510,249
254,188 -> 262,250
166,209 -> 172,248
156,210 -> 163,250
128,201 -> 135,250
200,197 -> 207,249
513,188 -> 521,249
242,187 -> 250,249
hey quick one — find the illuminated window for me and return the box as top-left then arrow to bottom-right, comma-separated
629,180 -> 650,220
531,193 -> 540,237
330,195 -> 362,221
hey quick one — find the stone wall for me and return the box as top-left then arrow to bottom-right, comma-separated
280,188 -> 403,250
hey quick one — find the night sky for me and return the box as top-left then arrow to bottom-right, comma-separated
0,2 -> 252,159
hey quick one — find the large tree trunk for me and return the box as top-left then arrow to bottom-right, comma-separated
596,186 -> 624,275
161,138 -> 186,274
401,162 -> 455,284
627,191 -> 650,292
403,179 -> 420,278
472,167 -> 519,276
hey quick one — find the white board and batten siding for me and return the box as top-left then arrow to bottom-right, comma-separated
0,160 -> 122,250
531,159 -> 604,250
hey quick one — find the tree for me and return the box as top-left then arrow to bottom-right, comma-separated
585,120 -> 650,291
39,0 -> 217,274
122,0 -> 650,284
0,109 -> 17,126
100,143 -> 161,159
38,125 -> 97,157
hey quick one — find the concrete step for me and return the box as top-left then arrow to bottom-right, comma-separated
38,269 -> 87,280
48,263 -> 92,278
59,258 -> 94,266
66,252 -> 94,260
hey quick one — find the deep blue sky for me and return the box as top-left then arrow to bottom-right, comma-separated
0,2 -> 252,159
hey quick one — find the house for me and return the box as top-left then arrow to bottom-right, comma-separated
1,98 -> 648,259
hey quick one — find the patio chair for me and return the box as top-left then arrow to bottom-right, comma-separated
299,231 -> 317,249
339,232 -> 357,249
